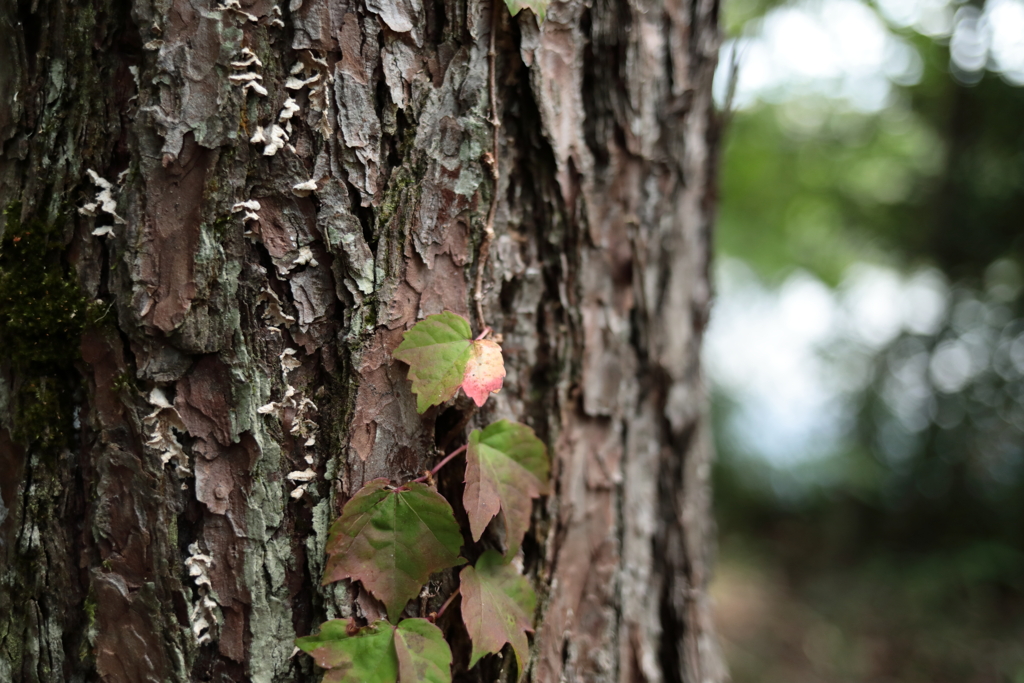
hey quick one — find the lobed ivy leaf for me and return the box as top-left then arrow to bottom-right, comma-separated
504,0 -> 548,21
296,618 -> 451,683
393,617 -> 452,683
324,479 -> 466,621
393,311 -> 506,413
296,619 -> 397,683
464,420 -> 550,558
460,550 -> 538,679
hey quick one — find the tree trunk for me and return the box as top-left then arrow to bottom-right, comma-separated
0,0 -> 724,681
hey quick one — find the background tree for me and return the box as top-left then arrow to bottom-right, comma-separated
711,0 -> 1024,680
0,0 -> 725,682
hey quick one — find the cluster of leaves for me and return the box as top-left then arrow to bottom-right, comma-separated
298,312 -> 549,682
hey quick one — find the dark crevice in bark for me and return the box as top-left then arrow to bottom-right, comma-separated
287,503 -> 317,647
579,0 -> 632,169
658,416 -> 697,683
435,403 -> 474,454
59,451 -> 89,677
15,0 -> 42,78
504,20 -> 565,452
352,178 -> 378,253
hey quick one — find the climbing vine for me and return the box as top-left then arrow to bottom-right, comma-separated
295,4 -> 552,678
296,311 -> 548,682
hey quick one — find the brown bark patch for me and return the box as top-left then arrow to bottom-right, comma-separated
200,434 -> 259,662
349,327 -> 405,463
0,427 -> 24,553
80,329 -> 126,429
93,572 -> 174,683
140,134 -> 213,333
175,354 -> 235,449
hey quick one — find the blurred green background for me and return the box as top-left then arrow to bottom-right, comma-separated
706,1 -> 1024,681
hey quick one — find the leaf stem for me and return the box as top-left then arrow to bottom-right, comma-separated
474,326 -> 492,341
436,587 -> 461,620
475,0 -> 501,329
413,444 -> 469,483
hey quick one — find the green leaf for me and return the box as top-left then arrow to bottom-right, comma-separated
296,619 -> 398,683
464,420 -> 550,558
504,0 -> 548,21
393,311 -> 506,413
393,312 -> 472,413
324,479 -> 466,621
394,618 -> 452,683
460,550 -> 537,678
296,618 -> 452,683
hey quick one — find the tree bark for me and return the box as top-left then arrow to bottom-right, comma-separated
0,0 -> 724,681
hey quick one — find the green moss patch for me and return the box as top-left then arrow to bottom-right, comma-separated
0,203 -> 90,449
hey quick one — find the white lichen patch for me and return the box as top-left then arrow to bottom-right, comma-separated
262,124 -> 288,156
255,347 -> 321,498
232,199 -> 261,230
229,45 -> 267,99
185,542 -> 220,645
227,72 -> 258,85
143,387 -> 190,479
285,74 -> 320,90
278,98 -> 300,121
185,543 -> 214,588
257,288 -> 296,327
269,5 -> 285,27
279,348 -> 302,375
230,47 -> 263,69
231,199 -> 261,213
214,0 -> 258,22
287,466 -> 316,500
286,51 -> 334,138
286,468 -> 316,482
257,384 -> 295,415
270,243 -> 319,277
228,71 -> 267,97
80,169 -> 125,232
293,245 -> 318,268
289,399 -> 318,445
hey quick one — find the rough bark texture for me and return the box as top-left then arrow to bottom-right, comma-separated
0,0 -> 724,681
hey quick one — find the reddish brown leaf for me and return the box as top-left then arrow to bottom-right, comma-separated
463,420 -> 550,559
323,479 -> 465,621
296,617 -> 451,683
461,339 -> 505,407
460,550 -> 537,679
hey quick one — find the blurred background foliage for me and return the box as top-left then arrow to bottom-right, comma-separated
707,0 -> 1024,680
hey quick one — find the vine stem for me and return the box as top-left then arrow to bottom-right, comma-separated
436,587 -> 461,620
412,444 -> 469,484
474,0 -> 501,330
